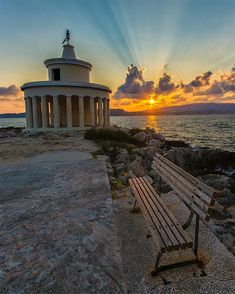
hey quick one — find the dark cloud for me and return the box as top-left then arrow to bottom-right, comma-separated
113,64 -> 235,103
170,94 -> 187,103
0,84 -> 20,97
155,73 -> 175,94
184,71 -> 213,92
198,67 -> 235,96
113,64 -> 154,99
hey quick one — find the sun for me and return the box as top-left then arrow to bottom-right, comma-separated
149,98 -> 155,105
148,94 -> 157,107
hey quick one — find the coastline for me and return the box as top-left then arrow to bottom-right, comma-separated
0,126 -> 234,292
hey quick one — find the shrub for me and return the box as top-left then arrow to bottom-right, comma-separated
84,128 -> 143,146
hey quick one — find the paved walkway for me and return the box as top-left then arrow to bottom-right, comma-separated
0,152 -> 126,293
1,150 -> 234,293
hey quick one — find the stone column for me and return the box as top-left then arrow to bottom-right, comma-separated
98,97 -> 103,126
25,97 -> 33,128
41,96 -> 49,128
103,98 -> 108,127
89,96 -> 95,126
32,96 -> 39,128
53,95 -> 60,128
49,99 -> 54,127
107,99 -> 110,126
79,96 -> 84,128
66,95 -> 72,128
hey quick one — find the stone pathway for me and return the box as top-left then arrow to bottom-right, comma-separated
1,149 -> 235,293
0,152 -> 126,293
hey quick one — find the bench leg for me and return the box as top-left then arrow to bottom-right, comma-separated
182,210 -> 194,230
132,200 -> 138,212
194,214 -> 200,257
151,253 -> 162,276
158,178 -> 162,198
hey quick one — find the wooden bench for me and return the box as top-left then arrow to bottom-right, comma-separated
129,153 -> 220,276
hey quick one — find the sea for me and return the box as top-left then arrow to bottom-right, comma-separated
0,114 -> 234,152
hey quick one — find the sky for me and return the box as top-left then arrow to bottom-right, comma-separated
0,0 -> 235,113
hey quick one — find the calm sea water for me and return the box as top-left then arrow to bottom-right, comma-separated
0,115 -> 234,151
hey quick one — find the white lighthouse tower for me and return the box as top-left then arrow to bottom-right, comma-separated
21,30 -> 111,130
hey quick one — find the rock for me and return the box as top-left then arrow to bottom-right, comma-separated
166,140 -> 190,148
209,204 -> 228,220
198,174 -> 233,191
166,147 -> 235,172
127,170 -> 135,179
118,175 -> 128,185
232,246 -> 235,256
114,163 -> 126,175
134,131 -> 148,144
107,167 -> 114,177
227,206 -> 235,218
217,189 -> 235,206
148,138 -> 165,149
128,156 -> 144,177
116,149 -> 129,164
226,219 -> 235,236
150,133 -> 165,142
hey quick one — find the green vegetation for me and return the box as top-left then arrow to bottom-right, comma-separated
110,178 -> 127,191
85,128 -> 144,163
84,128 -> 143,146
128,128 -> 143,136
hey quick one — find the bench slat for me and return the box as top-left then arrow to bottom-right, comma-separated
152,163 -> 210,221
141,177 -> 193,249
155,154 -> 218,199
131,178 -> 174,250
129,179 -> 165,253
129,179 -> 170,251
153,158 -> 214,207
153,159 -> 213,212
135,178 -> 180,250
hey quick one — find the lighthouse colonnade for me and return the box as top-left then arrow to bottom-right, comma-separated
25,95 -> 110,129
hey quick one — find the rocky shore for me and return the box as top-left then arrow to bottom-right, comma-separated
85,126 -> 235,255
0,126 -> 234,255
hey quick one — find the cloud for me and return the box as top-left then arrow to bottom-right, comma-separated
198,66 -> 235,96
0,84 -> 20,97
113,64 -> 154,99
184,71 -> 213,93
113,64 -> 235,110
155,73 -> 176,94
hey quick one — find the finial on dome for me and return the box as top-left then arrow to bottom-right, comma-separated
62,29 -> 70,45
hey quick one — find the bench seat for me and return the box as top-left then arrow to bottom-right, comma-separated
129,176 -> 193,254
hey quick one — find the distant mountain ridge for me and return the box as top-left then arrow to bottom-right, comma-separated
0,113 -> 25,118
110,103 -> 235,116
0,103 -> 234,118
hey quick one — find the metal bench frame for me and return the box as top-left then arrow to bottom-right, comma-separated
129,153 -> 220,276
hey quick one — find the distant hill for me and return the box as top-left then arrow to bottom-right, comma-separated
1,103 -> 234,118
110,103 -> 235,116
0,112 -> 25,118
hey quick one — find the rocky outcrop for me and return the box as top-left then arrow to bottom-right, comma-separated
104,126 -> 235,255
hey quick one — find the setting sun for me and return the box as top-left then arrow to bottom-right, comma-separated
149,98 -> 155,105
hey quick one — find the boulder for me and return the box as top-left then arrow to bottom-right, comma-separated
116,149 -> 129,164
114,163 -> 126,175
198,174 -> 233,191
217,189 -> 235,206
128,156 -> 144,177
134,131 -> 148,144
148,138 -> 165,149
166,147 -> 235,172
118,175 -> 128,185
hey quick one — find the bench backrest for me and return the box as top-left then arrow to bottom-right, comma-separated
151,153 -> 220,222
